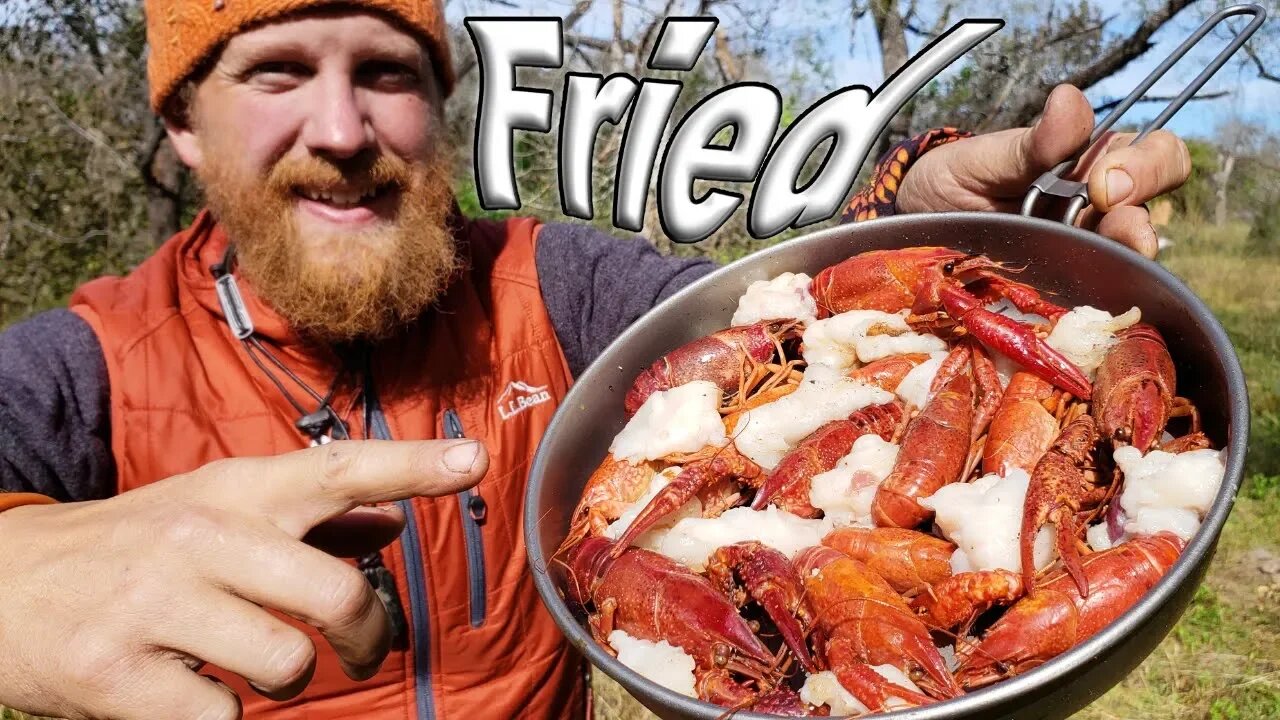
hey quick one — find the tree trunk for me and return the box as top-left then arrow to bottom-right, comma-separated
147,137 -> 183,245
869,0 -> 912,162
1214,153 -> 1235,227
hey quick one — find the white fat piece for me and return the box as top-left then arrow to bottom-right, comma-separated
731,364 -> 894,470
800,666 -> 923,714
802,310 -> 946,373
607,630 -> 698,698
603,467 -> 702,545
731,272 -> 817,326
809,435 -> 900,527
920,469 -> 1055,575
1086,522 -> 1115,552
894,350 -> 950,408
1114,446 -> 1225,542
610,381 -> 727,463
1045,305 -> 1142,379
637,506 -> 833,572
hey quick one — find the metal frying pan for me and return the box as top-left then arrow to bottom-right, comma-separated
524,6 -> 1261,719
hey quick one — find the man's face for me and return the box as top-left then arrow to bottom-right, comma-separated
168,9 -> 458,343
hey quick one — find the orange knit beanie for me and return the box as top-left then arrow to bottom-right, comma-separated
145,0 -> 456,114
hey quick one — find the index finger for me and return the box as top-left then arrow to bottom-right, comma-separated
206,439 -> 488,537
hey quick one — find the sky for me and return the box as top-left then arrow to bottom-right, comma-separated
444,0 -> 1279,140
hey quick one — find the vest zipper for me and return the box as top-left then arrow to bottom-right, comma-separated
364,378 -> 436,720
443,408 -> 488,627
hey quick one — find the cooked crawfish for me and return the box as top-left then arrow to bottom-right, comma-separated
559,456 -> 661,556
821,527 -> 954,597
609,445 -> 763,558
1092,323 -> 1177,452
872,343 -> 1001,528
809,247 -> 1090,399
847,353 -> 932,392
565,537 -> 787,707
796,546 -> 959,712
955,532 -> 1184,689
706,541 -> 822,673
983,371 -> 1061,477
910,569 -> 1025,632
751,401 -> 904,518
624,320 -> 803,417
1021,415 -> 1103,597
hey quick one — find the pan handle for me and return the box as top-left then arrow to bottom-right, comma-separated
1020,3 -> 1267,226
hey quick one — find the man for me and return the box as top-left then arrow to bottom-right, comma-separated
0,2 -> 1190,719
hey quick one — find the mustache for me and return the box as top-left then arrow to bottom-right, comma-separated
265,153 -> 415,194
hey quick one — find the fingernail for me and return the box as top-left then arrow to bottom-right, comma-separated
443,440 -> 481,474
1106,169 -> 1134,206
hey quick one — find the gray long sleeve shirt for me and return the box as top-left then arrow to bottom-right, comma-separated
0,222 -> 717,501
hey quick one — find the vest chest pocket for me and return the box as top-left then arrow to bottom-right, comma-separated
444,408 -> 488,628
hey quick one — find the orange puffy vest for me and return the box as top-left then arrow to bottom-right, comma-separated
69,210 -> 586,719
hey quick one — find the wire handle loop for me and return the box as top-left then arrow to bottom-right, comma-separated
1021,4 -> 1267,226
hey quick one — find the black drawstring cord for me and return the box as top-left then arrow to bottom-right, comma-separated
209,244 -> 406,647
210,244 -> 349,444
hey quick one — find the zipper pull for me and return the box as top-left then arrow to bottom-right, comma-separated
467,495 -> 488,523
443,408 -> 465,440
443,409 -> 485,525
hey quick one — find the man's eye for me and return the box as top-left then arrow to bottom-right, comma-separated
246,61 -> 310,80
360,61 -> 420,87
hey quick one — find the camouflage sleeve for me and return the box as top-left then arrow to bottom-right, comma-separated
841,127 -> 974,223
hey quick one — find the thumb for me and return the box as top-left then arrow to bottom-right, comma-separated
964,84 -> 1095,194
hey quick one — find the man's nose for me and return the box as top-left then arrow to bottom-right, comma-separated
302,74 -> 374,160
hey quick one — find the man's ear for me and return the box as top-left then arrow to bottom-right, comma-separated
163,98 -> 204,171
165,118 -> 204,171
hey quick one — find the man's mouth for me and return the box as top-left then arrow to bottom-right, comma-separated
292,184 -> 398,224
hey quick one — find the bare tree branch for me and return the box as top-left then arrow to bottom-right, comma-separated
993,0 -> 1194,127
1091,89 -> 1229,114
563,0 -> 595,27
1062,0 -> 1195,92
1243,42 -> 1280,83
35,91 -> 132,172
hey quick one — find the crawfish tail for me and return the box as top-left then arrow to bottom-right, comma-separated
624,320 -> 799,416
821,527 -> 954,596
873,368 -> 974,529
983,372 -> 1058,477
1020,415 -> 1100,596
911,569 -> 1024,630
747,685 -> 813,716
848,354 -> 931,392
